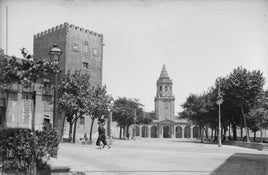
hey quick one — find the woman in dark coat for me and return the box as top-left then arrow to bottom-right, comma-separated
96,118 -> 110,149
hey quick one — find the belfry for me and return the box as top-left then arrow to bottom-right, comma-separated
155,64 -> 175,122
131,64 -> 200,139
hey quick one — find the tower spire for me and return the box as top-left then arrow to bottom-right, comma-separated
160,64 -> 169,78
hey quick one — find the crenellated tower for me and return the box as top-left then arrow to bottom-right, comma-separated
154,64 -> 175,121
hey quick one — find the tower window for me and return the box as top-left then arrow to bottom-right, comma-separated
165,85 -> 168,91
73,43 -> 80,52
83,62 -> 89,69
160,86 -> 162,91
83,41 -> 89,53
93,48 -> 98,56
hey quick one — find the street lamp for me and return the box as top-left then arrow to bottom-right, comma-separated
216,80 -> 223,147
107,100 -> 114,145
49,44 -> 62,134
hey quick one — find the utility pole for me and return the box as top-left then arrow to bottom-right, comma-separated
216,80 -> 223,147
6,6 -> 8,55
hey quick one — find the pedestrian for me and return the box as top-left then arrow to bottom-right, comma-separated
96,117 -> 110,149
42,120 -> 52,132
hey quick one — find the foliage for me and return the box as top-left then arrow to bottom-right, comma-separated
58,70 -> 93,143
112,97 -> 147,138
87,86 -> 113,141
247,90 -> 268,132
0,127 -> 59,173
136,111 -> 153,125
180,66 -> 266,141
0,48 -> 60,127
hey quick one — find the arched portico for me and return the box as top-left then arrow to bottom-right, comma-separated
184,126 -> 191,138
142,126 -> 149,138
151,125 -> 158,138
133,126 -> 140,137
193,126 -> 199,138
163,126 -> 171,138
175,126 -> 182,138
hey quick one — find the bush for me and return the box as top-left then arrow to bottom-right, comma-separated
0,128 -> 59,173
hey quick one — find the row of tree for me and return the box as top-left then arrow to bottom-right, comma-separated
180,66 -> 268,142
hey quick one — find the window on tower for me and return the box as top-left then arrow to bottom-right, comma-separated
73,42 -> 80,52
160,86 -> 162,91
165,85 -> 168,91
83,41 -> 89,53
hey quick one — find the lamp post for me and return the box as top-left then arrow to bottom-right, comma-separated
49,44 -> 62,134
107,100 -> 114,145
133,108 -> 137,140
216,80 -> 223,147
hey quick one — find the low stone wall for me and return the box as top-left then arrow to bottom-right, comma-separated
228,141 -> 268,151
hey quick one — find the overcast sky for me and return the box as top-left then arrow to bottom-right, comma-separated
0,0 -> 267,113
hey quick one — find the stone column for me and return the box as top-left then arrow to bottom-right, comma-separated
159,125 -> 162,138
172,125 -> 176,138
148,126 -> 151,138
181,125 -> 185,139
140,126 -> 142,138
190,126 -> 194,139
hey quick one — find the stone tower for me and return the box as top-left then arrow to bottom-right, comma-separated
33,23 -> 103,138
33,22 -> 103,87
154,64 -> 175,121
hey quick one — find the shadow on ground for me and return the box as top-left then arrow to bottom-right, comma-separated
210,153 -> 268,175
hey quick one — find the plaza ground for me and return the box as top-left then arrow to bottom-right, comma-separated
55,139 -> 268,175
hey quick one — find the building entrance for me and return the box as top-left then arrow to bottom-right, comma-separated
163,126 -> 171,138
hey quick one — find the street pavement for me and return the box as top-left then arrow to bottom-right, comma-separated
56,139 -> 268,175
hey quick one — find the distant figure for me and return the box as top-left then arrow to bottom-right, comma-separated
243,136 -> 248,142
96,117 -> 110,149
42,120 -> 52,132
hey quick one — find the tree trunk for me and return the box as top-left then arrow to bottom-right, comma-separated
119,126 -> 122,139
260,127 -> 263,143
89,117 -> 95,141
253,131 -> 256,142
240,127 -> 243,140
200,127 -> 204,143
60,115 -> 66,140
211,129 -> 214,140
126,125 -> 130,140
241,104 -> 250,142
232,124 -> 237,140
228,124 -> 231,138
68,121 -> 73,141
72,116 -> 78,143
205,128 -> 208,139
123,126 -> 126,139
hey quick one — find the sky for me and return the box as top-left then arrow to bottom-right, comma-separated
0,0 -> 268,113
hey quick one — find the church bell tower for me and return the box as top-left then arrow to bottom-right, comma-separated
154,64 -> 175,121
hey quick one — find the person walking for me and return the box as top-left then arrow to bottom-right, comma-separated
96,117 -> 110,149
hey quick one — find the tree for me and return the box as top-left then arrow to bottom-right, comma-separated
223,67 -> 265,142
0,48 -> 60,174
57,70 -> 93,143
180,91 -> 217,143
136,111 -> 153,125
247,90 -> 268,142
0,48 -> 60,128
87,86 -> 113,142
0,51 -> 20,127
112,97 -> 145,139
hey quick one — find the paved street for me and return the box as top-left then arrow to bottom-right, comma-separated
56,139 -> 268,175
